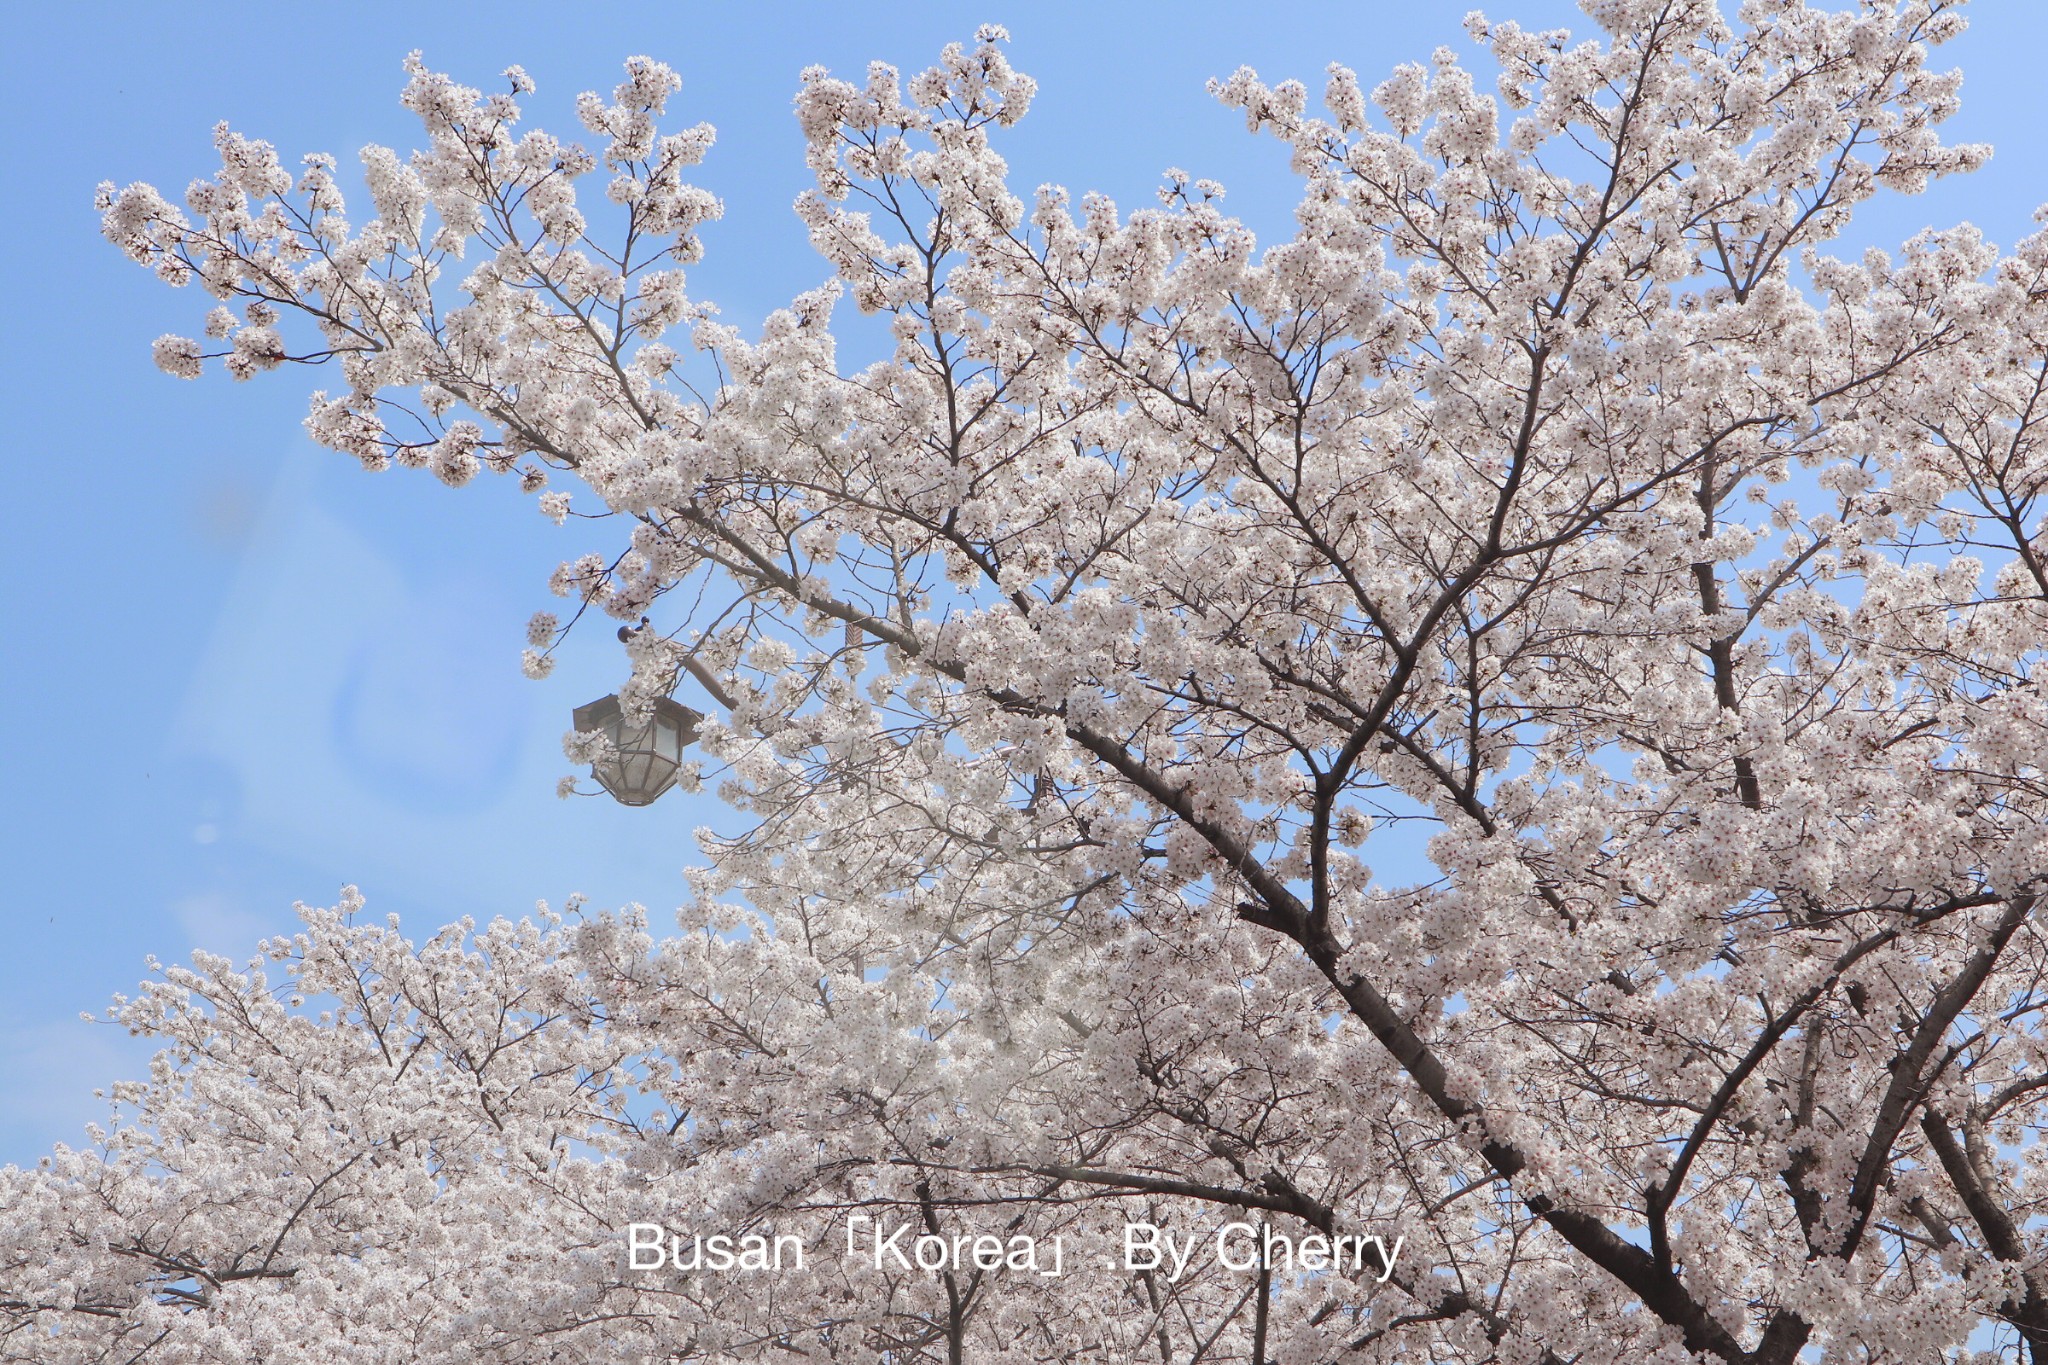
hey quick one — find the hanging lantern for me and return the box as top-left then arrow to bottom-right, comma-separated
571,693 -> 703,806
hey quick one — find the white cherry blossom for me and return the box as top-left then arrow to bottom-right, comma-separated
19,4 -> 2048,1361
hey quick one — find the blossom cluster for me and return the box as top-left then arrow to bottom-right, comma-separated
29,3 -> 2048,1360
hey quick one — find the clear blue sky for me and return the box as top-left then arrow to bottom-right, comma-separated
3,0 -> 2046,1165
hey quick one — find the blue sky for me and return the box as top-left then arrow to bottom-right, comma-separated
3,0 -> 2047,1165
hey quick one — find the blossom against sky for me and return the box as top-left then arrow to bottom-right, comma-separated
5,0 -> 2048,1166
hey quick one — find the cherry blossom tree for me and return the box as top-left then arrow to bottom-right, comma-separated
12,1 -> 2048,1359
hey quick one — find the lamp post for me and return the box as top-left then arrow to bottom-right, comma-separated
571,693 -> 703,806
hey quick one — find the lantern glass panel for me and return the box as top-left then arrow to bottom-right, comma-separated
571,694 -> 703,806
